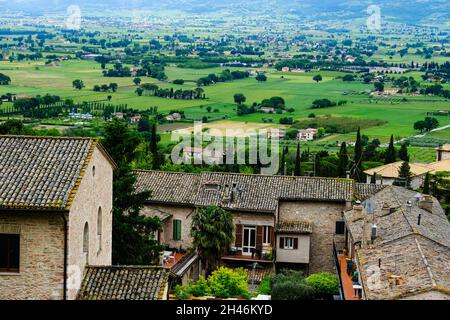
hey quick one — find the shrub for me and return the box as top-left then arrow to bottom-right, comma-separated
305,272 -> 339,298
207,267 -> 250,299
271,280 -> 315,300
188,276 -> 210,297
258,277 -> 271,295
173,79 -> 185,85
174,267 -> 250,300
174,285 -> 192,300
270,269 -> 316,300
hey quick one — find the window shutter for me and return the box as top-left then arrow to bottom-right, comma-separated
173,220 -> 182,241
270,226 -> 274,245
294,238 -> 298,250
177,220 -> 182,241
280,237 -> 285,249
235,224 -> 243,247
256,226 -> 263,250
173,220 -> 177,240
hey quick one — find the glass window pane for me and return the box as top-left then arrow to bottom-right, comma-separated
10,235 -> 19,269
0,235 -> 8,269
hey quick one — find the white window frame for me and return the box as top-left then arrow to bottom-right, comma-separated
284,237 -> 294,250
263,226 -> 271,245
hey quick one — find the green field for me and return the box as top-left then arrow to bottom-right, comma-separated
1,58 -> 450,146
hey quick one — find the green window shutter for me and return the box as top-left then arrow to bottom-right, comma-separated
177,220 -> 182,240
173,220 -> 182,241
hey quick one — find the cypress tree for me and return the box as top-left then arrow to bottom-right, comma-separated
280,146 -> 288,176
338,142 -> 349,178
370,173 -> 376,184
423,172 -> 430,194
351,127 -> 364,182
396,161 -> 412,188
150,123 -> 158,154
294,143 -> 302,176
399,143 -> 409,162
385,135 -> 397,164
314,153 -> 321,177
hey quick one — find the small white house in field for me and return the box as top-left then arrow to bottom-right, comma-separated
297,128 -> 317,141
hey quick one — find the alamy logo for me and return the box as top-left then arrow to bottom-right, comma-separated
65,5 -> 82,30
170,122 -> 280,175
366,5 -> 381,32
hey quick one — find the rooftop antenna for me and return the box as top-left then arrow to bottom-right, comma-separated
406,200 -> 412,213
371,224 -> 378,242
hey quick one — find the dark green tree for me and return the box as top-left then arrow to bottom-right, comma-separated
102,119 -> 163,265
385,135 -> 397,164
72,79 -> 85,90
280,146 -> 288,175
370,173 -> 376,184
395,161 -> 412,188
233,93 -> 246,105
149,123 -> 163,169
338,142 -> 349,178
423,172 -> 430,194
350,127 -> 364,182
294,143 -> 302,176
313,74 -> 323,83
314,153 -> 321,177
398,143 -> 409,162
191,206 -> 234,275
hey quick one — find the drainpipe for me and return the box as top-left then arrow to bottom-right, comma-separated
61,213 -> 68,300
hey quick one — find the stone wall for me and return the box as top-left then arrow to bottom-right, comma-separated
66,146 -> 113,300
401,290 -> 450,300
141,205 -> 275,251
276,234 -> 310,264
0,213 -> 65,300
278,200 -> 346,274
143,205 -> 196,250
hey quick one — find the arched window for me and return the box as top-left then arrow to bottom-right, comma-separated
92,165 -> 96,177
83,222 -> 89,264
97,207 -> 102,254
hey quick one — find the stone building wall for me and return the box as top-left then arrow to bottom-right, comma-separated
66,146 -> 114,300
144,205 -> 196,250
0,213 -> 65,300
141,205 -> 275,250
278,201 -> 346,274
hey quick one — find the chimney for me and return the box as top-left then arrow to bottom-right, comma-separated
353,200 -> 364,220
222,184 -> 231,202
419,195 -> 433,212
230,182 -> 238,203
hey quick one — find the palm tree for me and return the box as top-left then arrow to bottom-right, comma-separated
191,206 -> 234,275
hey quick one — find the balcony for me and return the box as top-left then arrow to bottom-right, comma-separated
337,254 -> 361,300
222,246 -> 274,264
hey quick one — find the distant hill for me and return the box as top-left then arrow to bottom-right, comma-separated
1,0 -> 449,26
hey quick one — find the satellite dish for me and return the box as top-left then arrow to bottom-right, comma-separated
365,200 -> 376,214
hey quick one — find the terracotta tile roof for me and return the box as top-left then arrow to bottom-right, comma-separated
77,266 -> 169,300
135,171 -> 201,205
427,159 -> 450,174
364,161 -> 431,178
247,266 -> 274,285
170,251 -> 199,276
0,136 -> 98,211
355,183 -> 388,201
276,221 -> 312,234
436,144 -> 450,152
134,170 -> 354,213
344,186 -> 450,299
